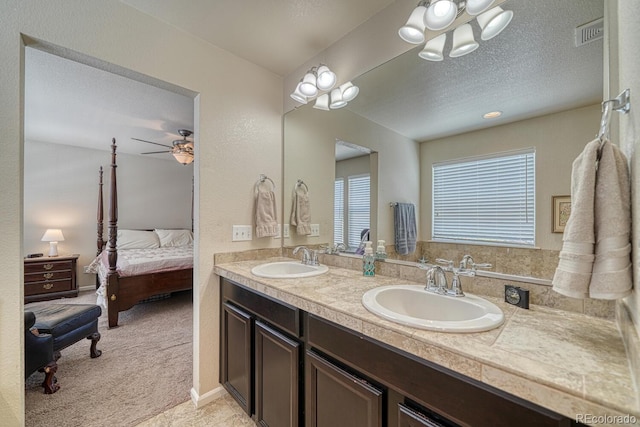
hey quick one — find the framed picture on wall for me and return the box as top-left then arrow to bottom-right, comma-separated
552,195 -> 571,233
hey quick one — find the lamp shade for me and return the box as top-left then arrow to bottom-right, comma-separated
329,88 -> 347,109
477,6 -> 513,40
173,151 -> 194,165
449,23 -> 479,57
398,4 -> 427,44
419,33 -> 447,61
316,65 -> 337,91
313,94 -> 330,111
41,229 -> 64,242
299,72 -> 318,96
339,82 -> 359,102
425,0 -> 457,31
465,0 -> 495,15
290,84 -> 308,104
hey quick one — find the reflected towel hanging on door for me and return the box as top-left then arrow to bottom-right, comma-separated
290,184 -> 311,235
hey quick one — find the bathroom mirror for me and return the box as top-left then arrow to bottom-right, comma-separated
283,0 -> 604,260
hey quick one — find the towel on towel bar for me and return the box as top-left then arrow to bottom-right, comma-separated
290,186 -> 311,235
394,203 -> 417,255
552,138 -> 632,299
255,183 -> 278,238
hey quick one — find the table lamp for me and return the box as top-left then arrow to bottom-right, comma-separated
41,229 -> 65,257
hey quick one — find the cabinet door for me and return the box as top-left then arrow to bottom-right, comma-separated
255,321 -> 300,427
398,403 -> 450,427
306,350 -> 383,427
221,302 -> 253,415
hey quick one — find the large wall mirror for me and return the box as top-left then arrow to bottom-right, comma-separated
284,0 -> 603,272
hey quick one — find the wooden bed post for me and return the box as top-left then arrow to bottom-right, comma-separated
96,167 -> 104,289
107,139 -> 120,328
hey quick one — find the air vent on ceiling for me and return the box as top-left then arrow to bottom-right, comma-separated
575,17 -> 604,47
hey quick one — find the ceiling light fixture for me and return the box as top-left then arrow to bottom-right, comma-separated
291,64 -> 359,110
398,0 -> 513,61
483,111 -> 502,119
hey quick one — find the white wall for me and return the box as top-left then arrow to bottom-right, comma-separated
420,104 -> 601,250
1,0 -> 282,423
24,140 -> 193,287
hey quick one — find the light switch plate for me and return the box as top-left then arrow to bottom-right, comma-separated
232,225 -> 252,241
310,224 -> 320,237
283,224 -> 290,238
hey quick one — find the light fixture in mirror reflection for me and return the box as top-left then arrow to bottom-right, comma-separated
283,0 -> 603,278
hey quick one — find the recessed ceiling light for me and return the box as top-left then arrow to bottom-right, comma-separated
483,111 -> 502,119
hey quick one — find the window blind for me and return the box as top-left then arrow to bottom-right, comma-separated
333,178 -> 344,245
432,149 -> 535,246
347,174 -> 371,249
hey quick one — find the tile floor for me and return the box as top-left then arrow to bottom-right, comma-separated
136,394 -> 254,426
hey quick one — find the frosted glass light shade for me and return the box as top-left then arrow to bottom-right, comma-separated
329,88 -> 347,109
419,33 -> 447,61
425,0 -> 457,31
340,82 -> 359,102
313,94 -> 330,111
316,65 -> 336,91
398,5 -> 427,44
290,84 -> 308,104
449,24 -> 479,57
173,151 -> 194,165
465,0 -> 495,15
477,6 -> 513,40
299,72 -> 318,96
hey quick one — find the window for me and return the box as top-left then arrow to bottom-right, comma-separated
432,149 -> 535,247
334,174 -> 370,250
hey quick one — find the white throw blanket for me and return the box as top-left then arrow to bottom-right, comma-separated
552,138 -> 632,299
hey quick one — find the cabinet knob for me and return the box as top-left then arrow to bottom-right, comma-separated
110,294 -> 117,301
43,272 -> 54,279
43,263 -> 54,270
43,283 -> 54,290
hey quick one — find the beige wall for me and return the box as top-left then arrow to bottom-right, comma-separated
1,0 -> 282,423
420,104 -> 601,250
284,104 -> 419,249
24,140 -> 194,288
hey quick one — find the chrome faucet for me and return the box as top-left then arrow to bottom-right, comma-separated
322,243 -> 346,255
425,256 -> 492,297
293,246 -> 318,266
425,265 -> 448,294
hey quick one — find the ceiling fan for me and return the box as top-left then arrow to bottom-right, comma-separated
132,129 -> 194,165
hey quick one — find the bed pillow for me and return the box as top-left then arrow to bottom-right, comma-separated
116,229 -> 160,250
154,229 -> 193,247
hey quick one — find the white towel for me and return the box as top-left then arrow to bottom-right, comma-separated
552,138 -> 632,299
290,187 -> 311,235
255,185 -> 278,238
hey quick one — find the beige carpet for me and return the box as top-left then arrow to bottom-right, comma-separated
25,289 -> 193,427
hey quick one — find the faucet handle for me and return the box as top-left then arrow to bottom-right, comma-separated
309,250 -> 319,266
435,258 -> 454,271
448,274 -> 465,297
472,262 -> 492,270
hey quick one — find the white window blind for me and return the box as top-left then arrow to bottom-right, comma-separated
432,149 -> 535,246
347,174 -> 371,249
334,178 -> 344,246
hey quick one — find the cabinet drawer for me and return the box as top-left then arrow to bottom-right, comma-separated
25,279 -> 72,296
24,269 -> 72,283
25,260 -> 73,274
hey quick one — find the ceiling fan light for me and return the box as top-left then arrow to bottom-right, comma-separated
418,33 -> 446,61
313,94 -> 330,111
398,4 -> 427,44
316,65 -> 337,91
339,82 -> 359,102
465,0 -> 495,16
425,0 -> 457,31
477,7 -> 513,40
449,23 -> 479,57
299,72 -> 318,96
290,84 -> 309,104
172,151 -> 194,165
329,88 -> 347,109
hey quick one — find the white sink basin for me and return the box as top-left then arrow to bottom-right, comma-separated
362,285 -> 504,333
251,261 -> 329,279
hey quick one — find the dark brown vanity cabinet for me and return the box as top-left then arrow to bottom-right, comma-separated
221,278 -> 302,427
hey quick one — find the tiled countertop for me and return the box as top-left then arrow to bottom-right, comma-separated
214,258 -> 639,426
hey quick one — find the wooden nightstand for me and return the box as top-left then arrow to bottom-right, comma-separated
24,254 -> 79,303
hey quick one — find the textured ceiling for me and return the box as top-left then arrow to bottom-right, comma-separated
120,0 -> 396,76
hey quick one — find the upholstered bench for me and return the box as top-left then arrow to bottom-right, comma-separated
28,304 -> 102,359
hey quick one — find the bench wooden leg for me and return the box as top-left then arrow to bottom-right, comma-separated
87,332 -> 102,358
41,361 -> 60,394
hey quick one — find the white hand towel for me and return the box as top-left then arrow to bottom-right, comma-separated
552,138 -> 632,300
255,187 -> 278,238
290,187 -> 311,235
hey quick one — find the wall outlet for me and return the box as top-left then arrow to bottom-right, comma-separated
232,225 -> 253,241
283,224 -> 290,238
273,224 -> 281,239
310,224 -> 320,237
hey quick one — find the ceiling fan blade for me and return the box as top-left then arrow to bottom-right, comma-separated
141,150 -> 171,154
131,137 -> 173,148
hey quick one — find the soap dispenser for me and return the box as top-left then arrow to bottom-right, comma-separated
363,242 -> 375,277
